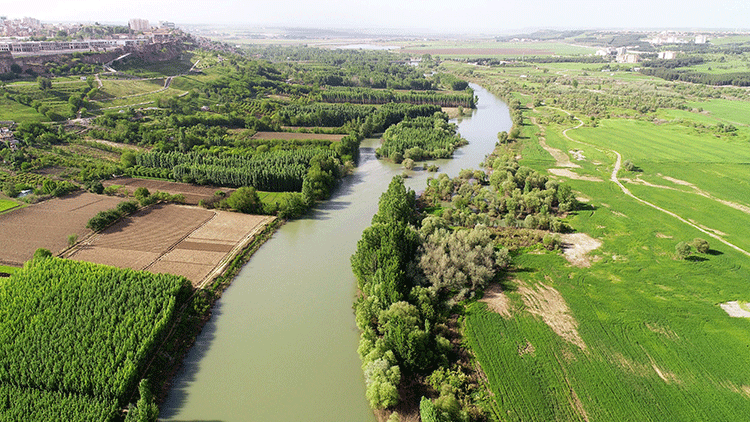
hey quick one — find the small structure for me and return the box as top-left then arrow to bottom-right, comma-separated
658,51 -> 677,60
616,53 -> 640,64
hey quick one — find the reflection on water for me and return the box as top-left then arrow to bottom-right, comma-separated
160,83 -> 510,422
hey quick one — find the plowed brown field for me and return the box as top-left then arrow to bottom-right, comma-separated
0,192 -> 122,266
102,177 -> 233,205
66,204 -> 274,285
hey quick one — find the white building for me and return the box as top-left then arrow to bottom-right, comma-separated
129,19 -> 150,32
658,51 -> 677,60
695,35 -> 708,44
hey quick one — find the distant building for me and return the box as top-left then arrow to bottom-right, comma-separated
695,35 -> 708,44
616,54 -> 640,64
159,21 -> 175,29
128,19 -> 150,32
658,51 -> 677,60
22,17 -> 41,29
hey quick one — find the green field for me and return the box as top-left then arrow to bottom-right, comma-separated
464,59 -> 750,421
396,40 -> 597,58
468,176 -> 750,421
687,99 -> 750,126
0,199 -> 19,213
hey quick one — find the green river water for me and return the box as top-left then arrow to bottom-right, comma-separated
160,84 -> 511,421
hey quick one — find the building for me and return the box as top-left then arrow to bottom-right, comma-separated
159,21 -> 176,29
695,35 -> 708,44
658,51 -> 677,60
616,54 -> 640,64
128,19 -> 150,32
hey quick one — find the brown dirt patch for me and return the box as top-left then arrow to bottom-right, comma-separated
66,204 -> 274,284
560,233 -> 602,268
102,177 -> 233,205
549,168 -> 603,182
518,340 -> 536,356
519,283 -> 587,350
479,283 -> 512,318
252,131 -> 345,142
0,191 -> 122,266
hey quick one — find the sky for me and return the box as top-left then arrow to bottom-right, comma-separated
0,0 -> 748,33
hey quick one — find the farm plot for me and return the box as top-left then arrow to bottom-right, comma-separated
103,176 -> 233,205
67,204 -> 273,285
0,192 -> 121,266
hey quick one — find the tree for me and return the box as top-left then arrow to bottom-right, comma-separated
372,176 -> 417,226
675,241 -> 692,259
67,234 -> 78,247
33,248 -> 52,260
690,238 -> 710,254
623,159 -> 635,171
37,77 -> 52,91
226,186 -> 261,214
120,151 -> 136,167
10,63 -> 22,74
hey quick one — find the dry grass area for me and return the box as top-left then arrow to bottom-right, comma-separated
0,192 -> 122,266
103,177 -> 233,205
560,233 -> 603,267
252,131 -> 345,142
66,204 -> 273,285
479,283 -> 512,318
519,283 -> 587,351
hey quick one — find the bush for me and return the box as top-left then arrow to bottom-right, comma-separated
226,186 -> 261,214
542,233 -> 562,251
690,238 -> 710,254
675,241 -> 692,259
116,200 -> 139,215
33,248 -> 52,260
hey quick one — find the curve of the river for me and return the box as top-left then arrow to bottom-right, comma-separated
160,83 -> 511,421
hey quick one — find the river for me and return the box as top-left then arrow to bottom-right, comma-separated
159,83 -> 511,422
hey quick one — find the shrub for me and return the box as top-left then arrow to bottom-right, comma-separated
675,241 -> 692,259
690,238 -> 710,254
543,233 -> 562,251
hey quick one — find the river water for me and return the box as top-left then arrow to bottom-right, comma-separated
160,83 -> 511,422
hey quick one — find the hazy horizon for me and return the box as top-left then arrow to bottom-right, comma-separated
1,0 -> 749,34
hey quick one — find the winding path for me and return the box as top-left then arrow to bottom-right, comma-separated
548,107 -> 750,258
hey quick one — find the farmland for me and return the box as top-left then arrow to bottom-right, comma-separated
0,191 -> 122,266
102,176 -> 233,205
440,41 -> 750,421
0,257 -> 189,421
66,203 -> 274,285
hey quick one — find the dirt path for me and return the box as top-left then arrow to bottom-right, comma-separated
537,106 -> 750,258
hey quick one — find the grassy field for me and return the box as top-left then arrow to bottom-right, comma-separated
0,199 -> 19,213
686,99 -> 750,126
0,265 -> 19,274
463,62 -> 750,421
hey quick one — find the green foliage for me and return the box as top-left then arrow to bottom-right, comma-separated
675,241 -> 692,259
372,177 -> 418,226
32,248 -> 52,260
67,234 -> 78,247
226,186 -> 262,214
691,237 -> 710,254
124,379 -> 158,422
0,258 -> 188,411
0,384 -> 118,422
87,200 -> 138,232
542,233 -> 562,250
420,397 -> 439,422
121,151 -> 137,168
377,115 -> 466,162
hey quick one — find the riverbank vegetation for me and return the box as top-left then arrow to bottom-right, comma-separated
352,166 -> 578,420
